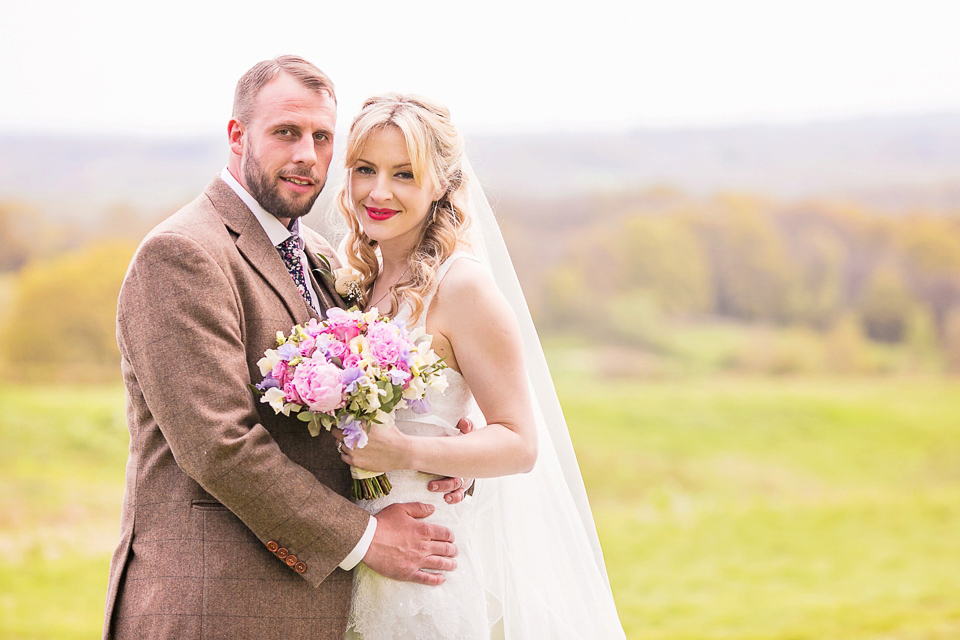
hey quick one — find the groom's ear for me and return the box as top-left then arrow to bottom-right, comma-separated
228,119 -> 245,156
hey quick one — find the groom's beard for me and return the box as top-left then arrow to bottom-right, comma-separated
244,150 -> 325,222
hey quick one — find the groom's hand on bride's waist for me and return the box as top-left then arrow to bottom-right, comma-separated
362,502 -> 458,586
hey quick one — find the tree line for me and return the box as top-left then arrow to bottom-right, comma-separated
2,190 -> 960,380
498,188 -> 960,374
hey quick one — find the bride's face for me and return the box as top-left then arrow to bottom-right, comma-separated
349,125 -> 442,253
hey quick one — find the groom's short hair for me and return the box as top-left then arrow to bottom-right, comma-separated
233,55 -> 336,124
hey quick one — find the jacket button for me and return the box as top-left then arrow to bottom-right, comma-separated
266,541 -> 279,553
276,547 -> 289,559
285,555 -> 298,567
294,562 -> 307,574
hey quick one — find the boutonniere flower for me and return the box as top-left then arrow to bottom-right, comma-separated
312,252 -> 364,306
334,266 -> 364,306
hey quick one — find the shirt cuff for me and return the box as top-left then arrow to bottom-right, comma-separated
339,515 -> 376,570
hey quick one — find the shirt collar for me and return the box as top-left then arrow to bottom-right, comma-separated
220,167 -> 299,247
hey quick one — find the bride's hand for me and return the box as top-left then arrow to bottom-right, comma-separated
428,417 -> 475,504
333,421 -> 412,472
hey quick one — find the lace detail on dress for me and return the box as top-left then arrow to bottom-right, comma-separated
346,252 -> 491,640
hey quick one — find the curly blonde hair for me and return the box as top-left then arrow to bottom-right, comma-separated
336,94 -> 471,322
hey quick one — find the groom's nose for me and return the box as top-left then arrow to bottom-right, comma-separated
290,135 -> 318,167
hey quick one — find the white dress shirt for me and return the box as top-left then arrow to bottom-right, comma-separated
220,167 -> 376,571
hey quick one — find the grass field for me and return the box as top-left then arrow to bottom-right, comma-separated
2,373 -> 960,639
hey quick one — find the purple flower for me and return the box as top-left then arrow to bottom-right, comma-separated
387,368 -> 411,386
341,367 -> 365,393
277,343 -> 299,361
408,397 -> 432,414
341,419 -> 368,450
256,376 -> 281,391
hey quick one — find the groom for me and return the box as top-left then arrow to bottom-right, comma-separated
102,56 -> 466,639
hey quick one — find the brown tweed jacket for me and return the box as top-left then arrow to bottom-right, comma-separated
103,177 -> 370,639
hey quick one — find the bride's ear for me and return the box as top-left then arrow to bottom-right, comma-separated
428,175 -> 445,204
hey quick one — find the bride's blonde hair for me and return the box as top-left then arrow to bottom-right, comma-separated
336,93 -> 471,322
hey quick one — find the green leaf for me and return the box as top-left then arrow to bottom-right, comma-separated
315,252 -> 332,272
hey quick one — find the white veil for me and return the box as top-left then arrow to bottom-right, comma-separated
460,160 -> 625,639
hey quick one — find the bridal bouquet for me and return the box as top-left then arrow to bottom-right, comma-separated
255,307 -> 448,499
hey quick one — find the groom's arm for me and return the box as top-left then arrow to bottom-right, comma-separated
120,229 -> 459,587
118,230 -> 370,587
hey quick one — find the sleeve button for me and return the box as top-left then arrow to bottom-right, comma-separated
294,562 -> 307,574
266,541 -> 279,553
285,555 -> 298,567
276,547 -> 289,559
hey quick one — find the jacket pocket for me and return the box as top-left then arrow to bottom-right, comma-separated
190,499 -> 229,511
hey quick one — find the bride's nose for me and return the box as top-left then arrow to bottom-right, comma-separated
370,174 -> 393,202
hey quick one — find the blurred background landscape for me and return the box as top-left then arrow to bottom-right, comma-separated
4,112 -> 960,380
3,0 -> 960,638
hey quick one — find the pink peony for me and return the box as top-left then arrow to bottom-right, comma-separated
367,323 -> 409,368
271,360 -> 294,387
302,318 -> 325,337
289,359 -> 346,413
282,379 -> 303,405
319,335 -> 349,361
323,309 -> 362,343
343,353 -> 362,369
298,334 -> 318,358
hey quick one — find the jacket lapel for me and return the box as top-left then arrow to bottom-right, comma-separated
303,233 -> 346,314
205,177 -> 315,322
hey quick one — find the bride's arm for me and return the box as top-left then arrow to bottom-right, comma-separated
338,258 -> 538,478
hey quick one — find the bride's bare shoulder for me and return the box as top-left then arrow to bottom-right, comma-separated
434,256 -> 500,305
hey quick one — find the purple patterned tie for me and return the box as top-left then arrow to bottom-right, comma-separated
277,235 -> 313,308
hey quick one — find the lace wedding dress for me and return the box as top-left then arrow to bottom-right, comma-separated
345,252 -> 491,640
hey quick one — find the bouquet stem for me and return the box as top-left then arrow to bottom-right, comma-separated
352,473 -> 393,500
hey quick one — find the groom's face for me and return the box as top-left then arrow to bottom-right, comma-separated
232,73 -> 337,223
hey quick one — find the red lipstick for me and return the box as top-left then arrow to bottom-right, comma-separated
366,206 -> 399,221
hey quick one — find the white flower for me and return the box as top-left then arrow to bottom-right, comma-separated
257,349 -> 281,376
402,376 -> 427,399
261,387 -> 295,416
429,372 -> 449,394
334,266 -> 363,298
350,335 -> 370,355
422,349 -> 440,367
366,388 -> 383,410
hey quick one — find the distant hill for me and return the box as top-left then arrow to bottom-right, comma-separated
467,112 -> 960,209
2,112 -> 960,223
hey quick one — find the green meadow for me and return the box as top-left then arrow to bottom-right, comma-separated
2,371 -> 960,639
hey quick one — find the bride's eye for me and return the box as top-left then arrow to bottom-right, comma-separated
396,171 -> 415,181
354,166 -> 375,175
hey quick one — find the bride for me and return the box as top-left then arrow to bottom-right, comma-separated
332,94 -> 624,640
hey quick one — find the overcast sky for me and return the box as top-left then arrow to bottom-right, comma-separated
3,0 -> 960,138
